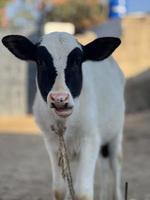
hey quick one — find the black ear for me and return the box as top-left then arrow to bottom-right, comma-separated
2,35 -> 37,61
82,37 -> 121,61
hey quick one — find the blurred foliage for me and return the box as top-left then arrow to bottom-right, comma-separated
46,0 -> 107,33
0,0 -> 10,10
0,0 -> 7,8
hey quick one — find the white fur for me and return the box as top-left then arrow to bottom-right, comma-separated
33,32 -> 125,200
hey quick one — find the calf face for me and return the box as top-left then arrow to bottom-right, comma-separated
2,32 -> 120,118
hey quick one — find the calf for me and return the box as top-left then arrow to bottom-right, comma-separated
2,32 -> 125,200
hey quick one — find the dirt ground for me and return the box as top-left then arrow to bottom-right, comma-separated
0,111 -> 150,200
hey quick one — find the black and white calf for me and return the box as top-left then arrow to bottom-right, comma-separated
2,32 -> 125,200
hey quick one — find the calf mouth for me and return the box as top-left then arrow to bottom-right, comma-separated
51,103 -> 73,118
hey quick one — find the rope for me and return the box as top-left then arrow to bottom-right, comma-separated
51,124 -> 76,200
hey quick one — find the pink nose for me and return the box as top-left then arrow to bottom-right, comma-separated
50,93 -> 69,103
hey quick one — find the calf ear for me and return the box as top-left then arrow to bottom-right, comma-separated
82,37 -> 121,61
2,35 -> 37,61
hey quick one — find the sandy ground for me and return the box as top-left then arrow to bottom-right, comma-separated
0,112 -> 150,200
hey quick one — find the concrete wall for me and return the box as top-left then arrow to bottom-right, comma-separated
114,15 -> 150,78
0,28 -> 39,116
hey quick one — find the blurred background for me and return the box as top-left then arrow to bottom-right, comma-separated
0,0 -> 150,199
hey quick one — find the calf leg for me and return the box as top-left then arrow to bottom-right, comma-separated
51,152 -> 66,200
44,138 -> 66,200
99,157 -> 110,200
109,134 -> 123,200
66,136 -> 100,200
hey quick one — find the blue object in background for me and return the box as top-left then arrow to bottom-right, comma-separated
126,0 -> 150,13
109,0 -> 126,19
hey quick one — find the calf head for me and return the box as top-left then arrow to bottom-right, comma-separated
2,32 -> 120,118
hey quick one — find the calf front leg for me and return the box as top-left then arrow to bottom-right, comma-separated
44,138 -> 66,200
50,151 -> 66,200
66,136 -> 100,200
109,134 -> 123,200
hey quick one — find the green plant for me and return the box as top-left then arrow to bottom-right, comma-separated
0,0 -> 9,8
46,0 -> 107,33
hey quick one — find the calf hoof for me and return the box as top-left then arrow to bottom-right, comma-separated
54,190 -> 65,200
75,195 -> 91,200
66,195 -> 92,200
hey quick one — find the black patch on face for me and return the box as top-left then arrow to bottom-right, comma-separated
65,48 -> 83,98
36,46 -> 57,102
100,143 -> 109,158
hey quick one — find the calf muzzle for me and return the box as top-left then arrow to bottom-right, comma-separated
49,92 -> 73,118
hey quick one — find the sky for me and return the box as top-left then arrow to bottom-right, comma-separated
126,0 -> 150,13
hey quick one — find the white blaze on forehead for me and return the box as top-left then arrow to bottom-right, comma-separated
41,32 -> 81,71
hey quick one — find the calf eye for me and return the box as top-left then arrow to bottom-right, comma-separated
74,57 -> 82,66
37,59 -> 44,66
67,48 -> 83,68
76,56 -> 82,65
68,56 -> 82,72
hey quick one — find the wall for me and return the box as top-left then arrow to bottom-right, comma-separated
0,27 -> 39,116
114,15 -> 150,77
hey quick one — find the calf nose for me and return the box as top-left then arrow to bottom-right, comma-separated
50,93 -> 69,103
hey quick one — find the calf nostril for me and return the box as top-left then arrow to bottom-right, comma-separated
64,94 -> 69,101
60,98 -> 63,103
50,94 -> 55,101
50,93 -> 69,103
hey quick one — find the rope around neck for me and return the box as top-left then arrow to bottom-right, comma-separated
51,124 -> 75,200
